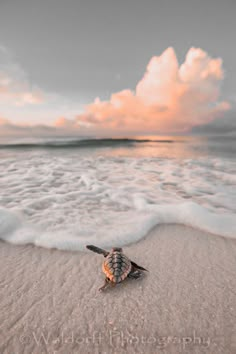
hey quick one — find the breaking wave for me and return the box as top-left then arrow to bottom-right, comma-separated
0,138 -> 175,150
0,145 -> 235,251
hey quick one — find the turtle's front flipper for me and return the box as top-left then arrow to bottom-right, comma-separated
99,277 -> 110,291
86,245 -> 109,257
131,261 -> 148,272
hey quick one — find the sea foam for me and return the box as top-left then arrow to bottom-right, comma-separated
0,146 -> 235,251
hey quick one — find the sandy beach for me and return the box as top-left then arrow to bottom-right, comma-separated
0,224 -> 235,354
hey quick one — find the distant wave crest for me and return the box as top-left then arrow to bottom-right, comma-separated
0,138 -> 175,149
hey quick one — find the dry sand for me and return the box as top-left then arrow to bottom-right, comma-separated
0,224 -> 236,354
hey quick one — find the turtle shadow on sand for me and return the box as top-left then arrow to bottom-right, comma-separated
86,245 -> 148,292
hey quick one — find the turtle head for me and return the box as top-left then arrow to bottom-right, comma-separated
112,247 -> 123,253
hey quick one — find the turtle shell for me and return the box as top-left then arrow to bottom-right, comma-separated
102,251 -> 132,283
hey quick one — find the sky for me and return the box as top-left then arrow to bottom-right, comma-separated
0,0 -> 235,136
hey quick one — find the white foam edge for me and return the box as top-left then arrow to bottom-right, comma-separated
0,201 -> 235,252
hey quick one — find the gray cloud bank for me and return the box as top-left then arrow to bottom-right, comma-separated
192,111 -> 236,135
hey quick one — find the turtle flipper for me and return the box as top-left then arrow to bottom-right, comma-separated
128,269 -> 142,279
86,245 -> 109,257
131,261 -> 148,272
99,277 -> 111,291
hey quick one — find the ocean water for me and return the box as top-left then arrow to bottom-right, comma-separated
0,136 -> 235,251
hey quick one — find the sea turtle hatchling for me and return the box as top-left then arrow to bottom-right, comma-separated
86,245 -> 148,291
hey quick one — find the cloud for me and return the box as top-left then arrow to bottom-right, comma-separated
0,117 -> 55,137
58,47 -> 230,134
0,117 -> 85,137
192,110 -> 236,135
0,71 -> 43,106
0,46 -> 44,107
0,47 -> 233,136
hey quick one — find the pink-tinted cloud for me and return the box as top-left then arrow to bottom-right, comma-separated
0,47 -> 231,136
59,47 -> 230,134
0,71 -> 43,106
